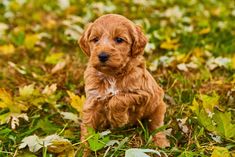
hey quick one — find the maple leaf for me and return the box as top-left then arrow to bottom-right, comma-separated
19,84 -> 35,97
60,111 -> 79,123
24,34 -> 39,49
19,135 -> 43,152
0,88 -> 13,109
67,91 -> 85,117
211,147 -> 230,157
0,44 -> 15,55
200,93 -> 219,113
213,111 -> 235,139
160,38 -> 180,50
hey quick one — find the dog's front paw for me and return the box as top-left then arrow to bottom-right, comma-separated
153,132 -> 170,148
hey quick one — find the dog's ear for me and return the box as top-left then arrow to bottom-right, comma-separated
78,23 -> 93,56
131,25 -> 148,57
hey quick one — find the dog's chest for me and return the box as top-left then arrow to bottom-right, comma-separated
103,77 -> 119,95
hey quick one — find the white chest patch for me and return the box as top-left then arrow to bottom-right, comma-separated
106,78 -> 119,95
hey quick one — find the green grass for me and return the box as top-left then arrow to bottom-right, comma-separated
0,0 -> 235,156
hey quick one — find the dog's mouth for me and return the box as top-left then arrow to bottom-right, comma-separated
94,63 -> 120,75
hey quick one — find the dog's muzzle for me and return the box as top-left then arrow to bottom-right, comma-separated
98,52 -> 109,63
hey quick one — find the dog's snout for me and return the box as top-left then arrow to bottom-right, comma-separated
98,52 -> 109,62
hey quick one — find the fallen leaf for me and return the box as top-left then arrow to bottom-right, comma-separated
67,91 -> 85,116
200,93 -> 219,113
87,127 -> 110,152
177,63 -> 188,72
213,111 -> 235,139
7,113 -> 29,130
58,0 -> 70,10
24,34 -> 39,49
19,135 -> 43,152
211,147 -> 230,157
60,111 -> 79,123
42,84 -> 57,95
125,148 -> 161,157
19,134 -> 72,154
232,54 -> 235,69
0,44 -> 15,55
199,27 -> 211,35
51,61 -> 67,74
45,53 -> 64,65
19,84 -> 35,97
177,117 -> 189,134
160,38 -> 180,50
0,88 -> 13,108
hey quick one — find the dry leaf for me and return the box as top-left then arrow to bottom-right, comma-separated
42,84 -> 57,95
7,113 -> 29,129
177,63 -> 188,72
19,135 -> 43,152
51,61 -> 67,74
60,111 -> 79,123
67,91 -> 85,116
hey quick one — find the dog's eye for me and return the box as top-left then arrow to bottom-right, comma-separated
91,37 -> 99,43
114,37 -> 124,43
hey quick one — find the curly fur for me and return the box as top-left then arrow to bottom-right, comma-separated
79,14 -> 169,156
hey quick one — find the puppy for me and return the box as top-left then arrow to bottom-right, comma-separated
79,14 -> 169,153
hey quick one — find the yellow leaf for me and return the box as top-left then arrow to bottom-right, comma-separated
0,44 -> 15,55
232,54 -> 235,69
231,152 -> 235,157
0,88 -> 13,108
45,19 -> 57,29
24,34 -> 39,49
58,149 -> 75,157
200,93 -> 219,113
192,47 -> 204,58
199,27 -> 211,35
160,38 -> 179,50
211,147 -> 230,157
19,84 -> 35,97
67,91 -> 85,116
0,88 -> 28,113
48,140 -> 73,154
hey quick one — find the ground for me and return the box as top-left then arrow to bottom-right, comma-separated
0,0 -> 235,157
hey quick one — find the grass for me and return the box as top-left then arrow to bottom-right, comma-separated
0,0 -> 235,156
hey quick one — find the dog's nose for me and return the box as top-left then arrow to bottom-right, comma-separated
98,52 -> 109,62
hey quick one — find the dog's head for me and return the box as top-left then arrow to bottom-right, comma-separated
79,14 -> 147,75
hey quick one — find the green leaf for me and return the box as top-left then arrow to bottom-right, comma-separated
37,117 -> 60,134
190,98 -> 200,115
0,112 -> 10,125
198,108 -> 216,132
213,111 -> 235,139
87,128 -> 110,152
19,84 -> 35,97
200,93 -> 219,112
11,31 -> 25,46
178,150 -> 205,157
211,147 -> 230,157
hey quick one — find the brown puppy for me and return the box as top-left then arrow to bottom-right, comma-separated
79,14 -> 169,152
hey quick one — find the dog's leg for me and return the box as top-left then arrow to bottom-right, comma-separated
148,101 -> 170,148
107,91 -> 149,128
81,97 -> 108,157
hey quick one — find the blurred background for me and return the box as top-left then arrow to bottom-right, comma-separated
0,0 -> 235,156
